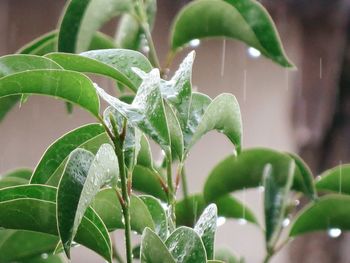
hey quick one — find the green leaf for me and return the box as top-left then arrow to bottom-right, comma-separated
0,230 -> 59,263
203,148 -> 316,203
140,228 -> 176,263
133,165 -> 167,201
96,69 -> 171,155
57,145 -> 118,255
30,123 -> 107,184
215,248 -> 241,263
263,161 -> 294,247
18,31 -> 57,54
0,54 -> 62,121
0,185 -> 112,262
137,135 -> 154,169
290,194 -> 350,237
21,254 -> 64,263
0,69 -> 100,117
47,49 -> 152,92
0,177 -> 28,189
170,0 -> 294,68
316,164 -> 350,195
186,93 -> 242,155
92,189 -> 155,233
165,226 -> 207,263
194,204 -> 217,260
1,168 -> 32,180
176,194 -> 257,227
140,195 -> 168,240
58,0 -> 131,53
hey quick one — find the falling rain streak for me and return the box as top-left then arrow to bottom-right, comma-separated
243,70 -> 247,102
221,39 -> 226,77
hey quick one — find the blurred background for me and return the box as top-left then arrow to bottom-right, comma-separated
1,0 -> 350,262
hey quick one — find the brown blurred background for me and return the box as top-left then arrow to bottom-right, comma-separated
1,0 -> 350,262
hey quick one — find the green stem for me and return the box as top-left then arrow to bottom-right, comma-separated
180,165 -> 189,199
263,252 -> 272,263
166,152 -> 176,224
142,22 -> 161,70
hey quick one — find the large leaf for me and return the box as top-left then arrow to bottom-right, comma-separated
140,228 -> 176,263
316,164 -> 350,195
0,230 -> 59,263
0,54 -> 62,121
58,0 -> 131,53
57,145 -> 118,255
95,69 -> 171,155
170,0 -> 294,67
31,124 -> 108,184
0,69 -> 100,117
92,189 -> 155,233
0,185 -> 112,262
21,254 -> 64,263
165,226 -> 207,263
47,49 -> 152,92
140,195 -> 168,240
194,204 -> 217,260
203,148 -> 316,203
263,161 -> 294,247
176,194 -> 257,227
290,194 -> 350,237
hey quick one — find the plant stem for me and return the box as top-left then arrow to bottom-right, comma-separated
263,252 -> 272,263
142,22 -> 161,70
180,165 -> 189,199
166,152 -> 176,224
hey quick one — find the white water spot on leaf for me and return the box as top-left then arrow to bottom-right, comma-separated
247,47 -> 261,58
216,216 -> 226,227
189,39 -> 201,48
328,228 -> 342,238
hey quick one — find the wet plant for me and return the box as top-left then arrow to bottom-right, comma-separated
0,0 -> 349,263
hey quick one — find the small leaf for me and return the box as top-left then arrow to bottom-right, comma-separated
57,145 -> 118,255
1,168 -> 32,180
0,69 -> 100,117
58,0 -> 131,53
170,0 -> 294,67
31,124 -> 108,184
92,189 -> 155,233
187,93 -> 242,155
316,164 -> 350,195
133,165 -> 167,201
137,135 -> 154,169
140,228 -> 176,263
290,194 -> 350,237
176,194 -> 257,227
96,69 -> 171,155
194,204 -> 217,260
165,226 -> 207,263
0,177 -> 28,189
203,148 -> 316,203
215,248 -> 241,263
0,185 -> 112,262
263,161 -> 294,247
0,230 -> 59,263
140,195 -> 168,240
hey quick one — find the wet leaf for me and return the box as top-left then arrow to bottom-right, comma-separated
165,226 -> 207,263
92,189 -> 155,233
194,204 -> 217,260
96,69 -> 171,156
0,185 -> 112,262
0,69 -> 100,117
58,0 -> 131,53
0,230 -> 59,263
176,194 -> 257,227
264,161 -> 294,247
316,164 -> 350,195
170,0 -> 294,67
140,195 -> 168,240
21,254 -> 64,263
140,228 -> 176,263
203,148 -> 316,203
290,194 -> 350,237
31,124 -> 108,185
57,145 -> 118,255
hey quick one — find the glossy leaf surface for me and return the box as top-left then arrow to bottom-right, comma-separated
57,145 -> 118,255
0,185 -> 112,262
170,0 -> 294,67
316,164 -> 350,195
290,194 -> 350,237
0,69 -> 100,117
31,124 -> 107,184
140,228 -> 176,263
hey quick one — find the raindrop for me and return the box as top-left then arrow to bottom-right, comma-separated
247,47 -> 261,58
315,175 -> 322,182
238,218 -> 247,225
328,228 -> 342,238
282,218 -> 290,228
41,253 -> 49,259
216,216 -> 226,227
294,199 -> 300,206
258,186 -> 265,193
142,45 -> 150,54
189,39 -> 201,48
